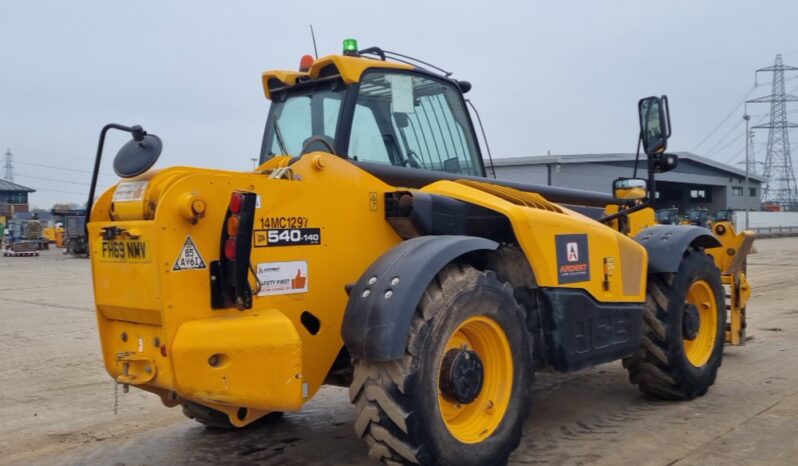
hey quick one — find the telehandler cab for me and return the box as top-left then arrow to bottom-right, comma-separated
87,39 -> 754,465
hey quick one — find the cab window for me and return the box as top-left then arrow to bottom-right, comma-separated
261,85 -> 344,158
348,70 -> 482,176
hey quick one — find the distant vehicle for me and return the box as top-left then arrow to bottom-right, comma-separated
52,209 -> 88,257
682,208 -> 710,227
42,226 -> 65,247
655,207 -> 680,224
713,209 -> 734,223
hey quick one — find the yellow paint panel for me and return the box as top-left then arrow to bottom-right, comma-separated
172,311 -> 304,411
421,180 -> 647,303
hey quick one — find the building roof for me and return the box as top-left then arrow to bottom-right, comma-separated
488,152 -> 767,183
0,179 -> 35,193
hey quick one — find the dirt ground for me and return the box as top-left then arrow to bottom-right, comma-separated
1,238 -> 797,466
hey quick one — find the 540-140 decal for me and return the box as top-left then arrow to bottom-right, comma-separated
254,228 -> 321,247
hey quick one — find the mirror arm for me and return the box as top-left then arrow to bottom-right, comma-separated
598,202 -> 649,225
647,154 -> 657,205
85,123 -> 144,236
632,135 -> 642,178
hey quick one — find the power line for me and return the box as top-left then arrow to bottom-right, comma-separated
722,145 -> 746,165
14,159 -> 116,177
25,184 -> 113,196
706,128 -> 747,158
691,85 -> 758,152
692,80 -> 798,156
703,112 -> 768,160
30,187 -> 88,196
15,172 -> 91,186
702,118 -> 745,156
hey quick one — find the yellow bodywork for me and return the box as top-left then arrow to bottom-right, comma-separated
261,54 -> 412,99
43,227 -> 65,247
89,53 -> 750,429
89,151 -> 648,425
706,220 -> 755,345
602,204 -> 657,237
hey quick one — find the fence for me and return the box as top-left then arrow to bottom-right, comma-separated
749,225 -> 798,238
731,211 -> 798,238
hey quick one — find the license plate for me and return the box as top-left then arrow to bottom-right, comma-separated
97,239 -> 151,262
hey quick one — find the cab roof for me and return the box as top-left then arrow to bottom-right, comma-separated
261,54 -> 413,100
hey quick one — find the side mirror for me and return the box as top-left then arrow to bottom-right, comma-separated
613,177 -> 648,200
113,127 -> 163,178
87,123 -> 161,232
638,95 -> 671,155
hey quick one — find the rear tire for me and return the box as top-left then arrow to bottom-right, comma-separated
350,264 -> 533,465
623,249 -> 726,400
181,401 -> 283,429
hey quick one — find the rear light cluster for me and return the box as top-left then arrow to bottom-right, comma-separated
224,237 -> 237,260
211,191 -> 257,310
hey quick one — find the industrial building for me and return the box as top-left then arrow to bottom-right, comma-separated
0,179 -> 35,220
489,152 -> 764,212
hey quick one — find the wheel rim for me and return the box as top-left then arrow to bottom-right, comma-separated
683,280 -> 718,367
437,315 -> 513,444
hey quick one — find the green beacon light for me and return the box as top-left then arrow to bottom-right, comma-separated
343,38 -> 358,55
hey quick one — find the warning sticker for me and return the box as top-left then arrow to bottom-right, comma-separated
555,234 -> 590,284
172,236 -> 207,271
256,261 -> 308,296
112,181 -> 148,202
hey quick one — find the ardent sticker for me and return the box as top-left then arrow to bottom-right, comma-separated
257,261 -> 308,296
112,181 -> 148,202
556,234 -> 590,284
172,236 -> 207,271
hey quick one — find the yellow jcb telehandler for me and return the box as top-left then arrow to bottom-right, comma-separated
86,39 -> 754,465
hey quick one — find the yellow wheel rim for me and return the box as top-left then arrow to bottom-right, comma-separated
683,280 -> 718,367
438,315 -> 513,444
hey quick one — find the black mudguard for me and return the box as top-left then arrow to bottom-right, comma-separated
635,225 -> 721,273
342,235 -> 498,361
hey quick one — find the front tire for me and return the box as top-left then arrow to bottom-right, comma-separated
350,264 -> 533,465
623,249 -> 726,399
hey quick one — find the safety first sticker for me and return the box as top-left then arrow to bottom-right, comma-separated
172,236 -> 207,271
555,234 -> 590,284
256,261 -> 308,296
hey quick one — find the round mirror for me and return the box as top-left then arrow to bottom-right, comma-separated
113,134 -> 162,178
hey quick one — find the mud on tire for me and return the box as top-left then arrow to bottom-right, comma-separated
350,263 -> 533,465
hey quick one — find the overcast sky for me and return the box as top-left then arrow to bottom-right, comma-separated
1,0 -> 797,208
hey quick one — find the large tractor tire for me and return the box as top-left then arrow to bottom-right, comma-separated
181,400 -> 283,429
350,264 -> 533,466
623,249 -> 726,400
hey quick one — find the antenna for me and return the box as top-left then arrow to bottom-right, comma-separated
309,25 -> 319,59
